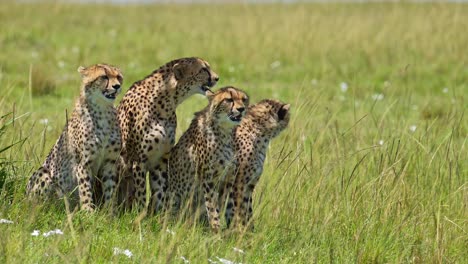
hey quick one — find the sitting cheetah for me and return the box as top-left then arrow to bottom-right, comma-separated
117,57 -> 218,212
225,99 -> 290,229
26,64 -> 123,212
168,86 -> 249,232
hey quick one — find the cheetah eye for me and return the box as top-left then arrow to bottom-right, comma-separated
101,75 -> 109,80
117,76 -> 123,83
242,97 -> 248,103
225,98 -> 234,103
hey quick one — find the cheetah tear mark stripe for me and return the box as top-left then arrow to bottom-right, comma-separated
229,90 -> 235,113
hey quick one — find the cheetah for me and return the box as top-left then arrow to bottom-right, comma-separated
26,64 -> 123,212
168,86 -> 249,232
225,99 -> 290,229
117,57 -> 219,212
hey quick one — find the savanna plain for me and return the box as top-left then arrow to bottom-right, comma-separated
0,2 -> 466,263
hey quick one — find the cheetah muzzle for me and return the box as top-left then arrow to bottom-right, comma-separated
229,112 -> 243,122
103,84 -> 121,100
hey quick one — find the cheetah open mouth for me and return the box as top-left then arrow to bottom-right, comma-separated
103,92 -> 117,100
201,85 -> 212,94
229,113 -> 242,122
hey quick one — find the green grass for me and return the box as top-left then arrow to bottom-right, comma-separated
0,1 -> 466,263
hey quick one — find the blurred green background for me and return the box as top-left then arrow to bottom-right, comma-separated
0,1 -> 466,263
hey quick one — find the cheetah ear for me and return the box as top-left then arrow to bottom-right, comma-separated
278,104 -> 290,121
77,66 -> 87,76
173,63 -> 188,81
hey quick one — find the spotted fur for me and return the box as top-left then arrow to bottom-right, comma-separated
26,64 -> 123,212
168,86 -> 249,232
117,57 -> 219,212
226,99 -> 290,229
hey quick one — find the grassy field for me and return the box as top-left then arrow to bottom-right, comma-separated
0,1 -> 466,263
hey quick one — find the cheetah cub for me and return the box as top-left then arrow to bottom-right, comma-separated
168,86 -> 249,232
26,64 -> 123,212
225,99 -> 290,229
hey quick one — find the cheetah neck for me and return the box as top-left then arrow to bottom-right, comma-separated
77,91 -> 115,120
240,118 -> 278,141
236,124 -> 271,159
199,110 -> 235,141
81,94 -> 114,110
143,72 -> 191,110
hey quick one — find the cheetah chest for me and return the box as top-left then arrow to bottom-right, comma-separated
86,114 -> 120,166
198,134 -> 235,181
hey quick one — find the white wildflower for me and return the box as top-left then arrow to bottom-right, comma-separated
378,140 -> 384,146
39,118 -> 49,125
383,80 -> 391,88
216,257 -> 240,264
340,82 -> 348,92
233,247 -> 245,254
109,29 -> 117,37
113,247 -> 133,258
31,51 -> 39,58
372,93 -> 384,101
0,219 -> 13,224
71,46 -> 80,54
57,61 -> 65,69
181,256 -> 190,263
31,230 -> 40,236
228,66 -> 235,73
128,62 -> 137,69
311,79 -> 318,85
270,61 -> 281,69
166,228 -> 175,235
43,229 -> 63,237
208,259 -> 217,264
409,125 -> 417,132
442,87 -> 449,93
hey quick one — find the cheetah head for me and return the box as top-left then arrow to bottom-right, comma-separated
78,64 -> 123,103
172,57 -> 219,97
208,86 -> 249,127
247,99 -> 290,136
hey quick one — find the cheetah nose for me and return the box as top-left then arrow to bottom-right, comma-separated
112,84 -> 121,89
236,107 -> 245,113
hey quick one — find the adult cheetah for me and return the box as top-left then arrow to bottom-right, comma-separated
168,86 -> 249,232
117,57 -> 218,212
26,64 -> 123,212
225,99 -> 290,229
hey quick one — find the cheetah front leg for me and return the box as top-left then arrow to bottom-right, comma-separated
149,152 -> 169,214
132,161 -> 148,210
223,168 -> 237,228
225,186 -> 235,228
226,167 -> 244,229
233,182 -> 257,230
240,186 -> 255,228
100,160 -> 118,213
73,163 -> 95,212
202,178 -> 221,232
